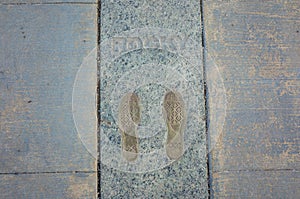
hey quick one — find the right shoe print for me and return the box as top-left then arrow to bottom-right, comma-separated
163,90 -> 186,160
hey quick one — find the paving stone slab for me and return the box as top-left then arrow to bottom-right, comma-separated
99,0 -> 208,198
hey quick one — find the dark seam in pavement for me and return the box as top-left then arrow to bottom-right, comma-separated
200,0 -> 213,198
96,0 -> 101,198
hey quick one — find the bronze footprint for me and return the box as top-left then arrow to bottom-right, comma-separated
118,93 -> 141,162
163,90 -> 186,160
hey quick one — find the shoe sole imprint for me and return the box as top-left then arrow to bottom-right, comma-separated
118,93 -> 140,162
163,90 -> 186,160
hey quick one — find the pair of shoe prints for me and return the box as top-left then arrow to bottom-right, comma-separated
118,91 -> 186,162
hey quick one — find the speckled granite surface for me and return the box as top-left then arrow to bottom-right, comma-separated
100,0 -> 207,198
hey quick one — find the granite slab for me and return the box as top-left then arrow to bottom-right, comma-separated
99,0 -> 208,198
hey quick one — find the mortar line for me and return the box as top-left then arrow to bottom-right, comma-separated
96,0 -> 101,198
200,0 -> 213,198
0,171 -> 96,175
213,168 -> 299,173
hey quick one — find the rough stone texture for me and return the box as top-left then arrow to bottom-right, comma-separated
0,173 -> 96,199
1,0 -> 298,198
204,0 -> 300,198
100,0 -> 208,198
0,3 -> 97,198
